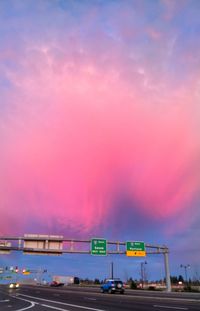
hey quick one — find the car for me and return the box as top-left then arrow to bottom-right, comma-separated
9,282 -> 19,289
101,279 -> 125,294
50,281 -> 64,287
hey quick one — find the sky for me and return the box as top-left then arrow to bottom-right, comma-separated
0,0 -> 200,282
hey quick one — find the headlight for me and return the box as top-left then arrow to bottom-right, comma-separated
9,284 -> 14,288
16,283 -> 19,288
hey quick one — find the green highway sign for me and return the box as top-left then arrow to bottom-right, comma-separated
126,241 -> 146,257
91,238 -> 107,256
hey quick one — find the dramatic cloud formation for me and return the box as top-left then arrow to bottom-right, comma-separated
0,0 -> 200,265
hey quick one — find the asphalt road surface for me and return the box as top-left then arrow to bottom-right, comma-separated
0,285 -> 200,311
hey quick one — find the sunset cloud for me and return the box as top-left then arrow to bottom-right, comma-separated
0,0 -> 200,245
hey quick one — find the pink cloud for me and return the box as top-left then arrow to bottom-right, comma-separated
146,28 -> 162,41
0,46 -> 199,236
0,1 -> 200,238
161,0 -> 187,21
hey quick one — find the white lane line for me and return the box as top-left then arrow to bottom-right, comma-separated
15,303 -> 35,311
84,298 -> 97,301
18,293 -> 105,311
41,303 -> 71,310
121,294 -> 198,303
0,299 -> 10,302
10,295 -> 35,311
153,305 -> 188,310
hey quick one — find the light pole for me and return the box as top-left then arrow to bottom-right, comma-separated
110,262 -> 114,279
180,264 -> 190,284
141,261 -> 147,289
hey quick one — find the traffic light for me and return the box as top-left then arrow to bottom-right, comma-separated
22,269 -> 30,275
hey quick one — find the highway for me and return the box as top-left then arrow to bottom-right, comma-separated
0,285 -> 200,311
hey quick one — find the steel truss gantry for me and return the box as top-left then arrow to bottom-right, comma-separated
0,235 -> 171,292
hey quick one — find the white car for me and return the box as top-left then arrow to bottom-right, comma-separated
9,282 -> 19,289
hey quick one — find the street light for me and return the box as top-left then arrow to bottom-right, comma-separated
180,264 -> 190,283
141,261 -> 147,289
110,262 -> 114,279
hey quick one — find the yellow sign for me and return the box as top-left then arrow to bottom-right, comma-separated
126,241 -> 146,257
126,250 -> 146,257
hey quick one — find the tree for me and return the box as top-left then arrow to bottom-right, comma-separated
130,280 -> 137,289
170,276 -> 178,284
94,278 -> 100,284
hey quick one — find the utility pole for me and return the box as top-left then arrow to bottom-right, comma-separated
141,261 -> 147,289
110,262 -> 114,279
180,264 -> 190,284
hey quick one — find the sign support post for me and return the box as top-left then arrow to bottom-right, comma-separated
164,249 -> 171,292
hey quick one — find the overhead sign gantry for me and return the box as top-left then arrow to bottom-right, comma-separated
0,234 -> 171,292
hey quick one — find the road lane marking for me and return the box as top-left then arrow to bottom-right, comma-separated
10,296 -> 35,311
41,303 -> 71,310
14,303 -> 35,311
84,298 -> 97,301
18,293 -> 106,311
0,299 -> 10,302
153,305 -> 188,310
